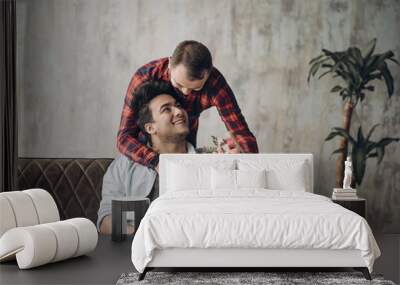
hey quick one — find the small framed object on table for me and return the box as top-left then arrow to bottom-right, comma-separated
112,197 -> 150,242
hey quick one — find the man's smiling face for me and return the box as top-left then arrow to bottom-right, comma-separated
146,94 -> 189,141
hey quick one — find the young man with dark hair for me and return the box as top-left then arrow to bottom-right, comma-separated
117,40 -> 258,171
97,81 -> 194,234
133,80 -> 184,143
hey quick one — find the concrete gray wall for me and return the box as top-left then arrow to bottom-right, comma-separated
16,0 -> 400,233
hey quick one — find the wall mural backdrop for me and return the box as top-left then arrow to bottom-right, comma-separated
16,0 -> 400,233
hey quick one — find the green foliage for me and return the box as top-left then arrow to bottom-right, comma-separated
196,136 -> 228,153
211,135 -> 227,147
195,146 -> 217,153
308,39 -> 398,104
325,125 -> 399,186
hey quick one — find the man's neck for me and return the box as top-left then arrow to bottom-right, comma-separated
152,139 -> 187,154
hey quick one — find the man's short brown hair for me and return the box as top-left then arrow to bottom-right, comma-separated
170,40 -> 212,80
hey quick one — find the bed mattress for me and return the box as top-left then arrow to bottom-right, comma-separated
131,190 -> 380,273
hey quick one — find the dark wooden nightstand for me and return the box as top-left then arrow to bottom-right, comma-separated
112,198 -> 150,242
332,198 -> 366,218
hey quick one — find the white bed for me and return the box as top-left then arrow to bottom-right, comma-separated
131,154 -> 380,280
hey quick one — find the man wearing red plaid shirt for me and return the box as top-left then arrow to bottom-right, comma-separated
118,40 -> 259,171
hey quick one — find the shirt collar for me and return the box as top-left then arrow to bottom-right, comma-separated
186,142 -> 196,153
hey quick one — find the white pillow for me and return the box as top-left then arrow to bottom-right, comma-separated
168,163 -> 211,191
238,159 -> 307,191
267,161 -> 306,191
167,160 -> 235,192
236,169 -> 267,189
211,168 -> 267,190
211,168 -> 236,190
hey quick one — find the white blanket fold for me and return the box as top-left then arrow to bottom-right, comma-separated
131,190 -> 380,273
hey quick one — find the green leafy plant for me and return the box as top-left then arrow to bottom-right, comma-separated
196,135 -> 238,153
325,125 -> 399,186
195,135 -> 226,153
308,39 -> 399,187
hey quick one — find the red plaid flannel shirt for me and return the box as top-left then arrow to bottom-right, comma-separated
117,57 -> 259,168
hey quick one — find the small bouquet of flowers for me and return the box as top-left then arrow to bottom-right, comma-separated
196,132 -> 241,153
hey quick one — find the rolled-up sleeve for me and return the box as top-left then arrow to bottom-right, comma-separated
209,69 -> 259,153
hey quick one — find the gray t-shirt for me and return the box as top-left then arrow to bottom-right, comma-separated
96,142 -> 195,230
147,175 -> 159,202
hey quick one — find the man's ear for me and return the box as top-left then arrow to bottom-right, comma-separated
144,122 -> 156,135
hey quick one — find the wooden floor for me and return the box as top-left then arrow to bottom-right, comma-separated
139,234 -> 399,283
142,234 -> 400,284
0,234 -> 398,284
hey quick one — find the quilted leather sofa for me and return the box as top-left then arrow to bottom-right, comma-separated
17,158 -> 113,224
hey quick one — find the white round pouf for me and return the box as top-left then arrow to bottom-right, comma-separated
65,218 -> 98,257
24,189 -> 60,224
0,226 -> 57,269
42,221 -> 79,262
0,189 -> 98,269
0,191 -> 39,227
0,196 -> 17,237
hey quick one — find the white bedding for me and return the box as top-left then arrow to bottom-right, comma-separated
131,190 -> 380,273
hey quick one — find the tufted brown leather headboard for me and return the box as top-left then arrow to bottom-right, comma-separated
17,158 -> 113,224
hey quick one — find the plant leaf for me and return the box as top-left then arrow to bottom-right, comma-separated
359,92 -> 366,102
309,54 -> 325,65
366,141 -> 376,154
344,59 -> 361,88
375,137 -> 400,148
349,47 -> 363,67
388,57 -> 400,65
339,88 -> 349,99
321,63 -> 334,68
378,51 -> 395,64
364,54 -> 381,74
325,131 -> 342,141
352,147 -> 367,186
366,124 -> 380,141
211,135 -> 218,146
380,63 -> 395,97
331,147 -> 345,155
375,137 -> 400,163
364,72 -> 382,84
307,61 -> 321,83
322,49 -> 343,63
376,147 -> 385,164
330,85 -> 342,93
357,126 -> 365,146
362,38 -> 377,61
364,85 -> 375,91
307,57 -> 334,83
318,70 -> 332,80
332,127 -> 356,144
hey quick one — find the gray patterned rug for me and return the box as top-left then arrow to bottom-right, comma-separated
116,271 -> 396,285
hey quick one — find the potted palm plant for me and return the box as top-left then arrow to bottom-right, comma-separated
308,39 -> 399,187
325,125 -> 399,186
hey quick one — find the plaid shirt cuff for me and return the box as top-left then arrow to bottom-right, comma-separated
149,153 -> 160,169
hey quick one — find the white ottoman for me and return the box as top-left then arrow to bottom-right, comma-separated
0,189 -> 98,269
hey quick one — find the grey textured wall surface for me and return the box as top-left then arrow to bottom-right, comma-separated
17,0 -> 399,233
